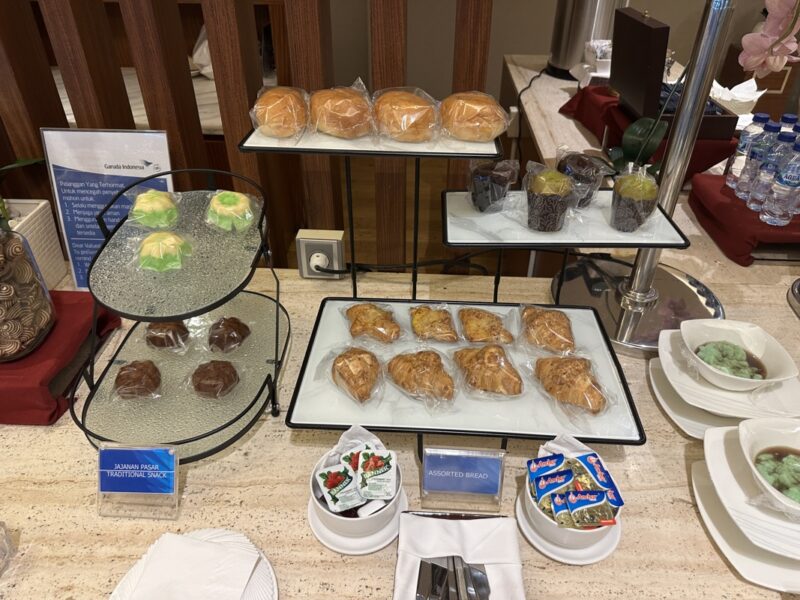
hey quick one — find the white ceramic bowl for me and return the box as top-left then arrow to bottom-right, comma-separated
680,319 -> 798,392
309,453 -> 403,538
522,484 -> 615,550
738,417 -> 800,516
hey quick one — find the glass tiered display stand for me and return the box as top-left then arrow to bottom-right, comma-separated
69,169 -> 290,463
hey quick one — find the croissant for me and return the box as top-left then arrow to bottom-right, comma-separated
332,347 -> 381,403
345,303 -> 401,343
458,308 -> 514,343
388,351 -> 454,401
410,306 -> 458,342
535,357 -> 606,413
521,306 -> 575,354
454,344 -> 523,396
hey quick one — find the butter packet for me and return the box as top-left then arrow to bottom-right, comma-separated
551,493 -> 576,528
341,442 -> 372,472
357,449 -> 397,500
566,489 -> 616,528
533,469 -> 574,517
570,452 -> 625,510
316,464 -> 365,513
527,453 -> 565,497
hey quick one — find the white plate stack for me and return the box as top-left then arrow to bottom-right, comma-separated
648,327 -> 800,439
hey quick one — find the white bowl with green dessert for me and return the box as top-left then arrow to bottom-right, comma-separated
680,319 -> 798,392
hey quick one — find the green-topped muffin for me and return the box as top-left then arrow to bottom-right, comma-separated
611,170 -> 658,232
206,191 -> 255,232
138,231 -> 192,272
130,190 -> 178,228
527,168 -> 574,232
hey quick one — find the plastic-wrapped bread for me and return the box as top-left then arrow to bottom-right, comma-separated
251,86 -> 309,139
310,79 -> 373,139
373,88 -> 438,142
441,91 -> 509,142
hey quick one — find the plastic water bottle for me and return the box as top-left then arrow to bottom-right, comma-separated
761,142 -> 800,226
736,121 -> 781,200
781,113 -> 798,132
725,112 -> 769,188
748,131 -> 797,211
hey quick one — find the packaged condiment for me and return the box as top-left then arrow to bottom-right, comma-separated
316,464 -> 365,513
551,493 -> 576,528
527,454 -> 565,497
533,469 -> 574,517
341,442 -> 372,472
566,490 -> 616,528
568,452 -> 625,510
357,450 -> 397,500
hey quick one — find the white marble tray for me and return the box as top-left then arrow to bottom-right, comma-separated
286,298 -> 644,445
239,128 -> 502,158
442,190 -> 689,248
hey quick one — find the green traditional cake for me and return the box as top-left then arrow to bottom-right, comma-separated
138,231 -> 192,272
130,190 -> 178,228
206,191 -> 255,232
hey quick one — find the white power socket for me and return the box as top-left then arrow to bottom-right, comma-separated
296,229 -> 345,279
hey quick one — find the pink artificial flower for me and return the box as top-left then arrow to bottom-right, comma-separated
740,0 -> 800,78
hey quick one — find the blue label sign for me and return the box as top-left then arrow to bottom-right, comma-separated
423,449 -> 504,496
98,447 -> 176,495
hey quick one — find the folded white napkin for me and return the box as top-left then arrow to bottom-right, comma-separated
393,514 -> 525,600
129,533 -> 259,600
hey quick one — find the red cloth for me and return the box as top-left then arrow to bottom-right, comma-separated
0,291 -> 120,425
559,86 -> 737,181
688,173 -> 800,266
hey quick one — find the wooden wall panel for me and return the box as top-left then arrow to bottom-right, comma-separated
38,0 -> 134,129
119,0 -> 208,190
0,0 -> 67,201
370,0 -> 407,267
201,0 -> 302,267
284,0 -> 342,230
268,3 -> 291,86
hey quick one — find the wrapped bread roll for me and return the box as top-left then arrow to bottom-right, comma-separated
310,79 -> 373,139
374,88 -> 438,142
252,87 -> 308,138
441,91 -> 509,142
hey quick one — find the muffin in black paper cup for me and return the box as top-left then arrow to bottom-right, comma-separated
610,165 -> 659,232
525,163 -> 575,232
469,159 -> 519,212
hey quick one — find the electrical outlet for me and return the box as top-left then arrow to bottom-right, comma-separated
296,229 -> 345,280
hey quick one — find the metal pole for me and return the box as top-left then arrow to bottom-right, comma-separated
622,0 -> 735,305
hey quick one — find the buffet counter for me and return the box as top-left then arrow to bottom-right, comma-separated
1,264 -> 797,599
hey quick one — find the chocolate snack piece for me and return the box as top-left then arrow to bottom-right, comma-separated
192,360 -> 239,398
114,360 -> 161,399
208,316 -> 251,353
146,321 -> 190,349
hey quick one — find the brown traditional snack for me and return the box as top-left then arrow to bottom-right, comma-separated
454,344 -> 523,396
441,92 -> 508,142
535,357 -> 606,414
310,87 -> 373,139
410,306 -> 458,342
192,360 -> 239,398
521,306 -> 575,354
374,89 -> 437,142
208,316 -> 251,353
345,303 -> 401,343
253,87 -> 308,138
458,308 -> 513,343
332,347 -> 381,403
145,321 -> 190,349
114,360 -> 161,399
388,350 -> 454,401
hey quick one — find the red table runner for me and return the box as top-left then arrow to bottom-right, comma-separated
688,173 -> 800,266
0,291 -> 120,425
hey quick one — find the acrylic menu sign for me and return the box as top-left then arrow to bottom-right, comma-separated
421,447 -> 506,513
97,444 -> 179,520
42,129 -> 172,289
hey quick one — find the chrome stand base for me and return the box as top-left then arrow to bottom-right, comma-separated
552,257 -> 725,358
789,279 -> 800,318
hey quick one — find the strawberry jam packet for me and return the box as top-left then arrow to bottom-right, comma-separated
316,464 -> 365,513
341,442 -> 372,472
357,450 -> 397,500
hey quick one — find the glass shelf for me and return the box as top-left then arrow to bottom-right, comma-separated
79,292 -> 290,463
88,190 -> 264,321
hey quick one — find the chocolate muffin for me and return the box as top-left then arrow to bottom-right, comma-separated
145,321 -> 190,349
556,152 -> 602,208
527,169 -> 574,232
469,161 -> 518,212
208,316 -> 251,353
192,360 -> 239,398
114,360 -> 161,399
610,171 -> 658,232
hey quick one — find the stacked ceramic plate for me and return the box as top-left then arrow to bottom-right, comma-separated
648,319 -> 800,439
692,419 -> 800,594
